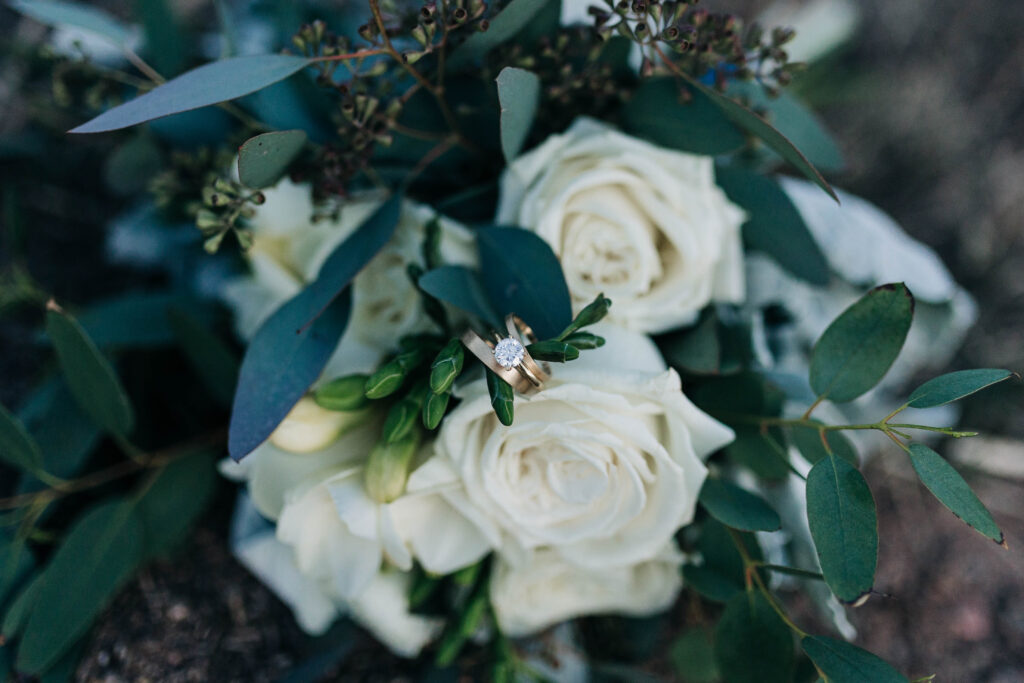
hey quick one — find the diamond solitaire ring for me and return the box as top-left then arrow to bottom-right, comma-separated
461,314 -> 549,394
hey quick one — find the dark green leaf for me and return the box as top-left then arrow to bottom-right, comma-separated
809,284 -> 914,403
18,377 -> 100,479
365,358 -> 409,400
714,592 -> 795,683
486,370 -> 514,426
496,67 -> 540,163
74,291 -> 214,349
135,0 -> 186,76
384,394 -> 424,444
419,266 -> 501,328
167,306 -> 239,408
526,340 -> 579,363
104,134 -> 162,195
429,339 -> 465,395
671,627 -> 719,683
716,167 -> 830,285
0,534 -> 33,608
314,374 -> 370,412
2,571 -> 44,639
725,426 -> 791,481
0,402 -> 43,475
137,452 -> 218,560
9,0 -> 130,47
699,478 -> 782,532
697,518 -> 763,589
422,389 -> 451,430
447,0 -> 555,69
907,443 -> 1003,544
556,293 -> 611,340
693,372 -> 784,418
478,226 -> 572,340
801,636 -> 908,683
229,196 -> 401,461
659,310 -> 721,375
562,331 -> 604,350
790,422 -> 858,466
906,369 -> 1016,409
46,304 -> 134,436
806,455 -> 877,603
238,130 -> 308,189
682,564 -> 741,603
17,500 -> 144,674
622,78 -> 746,155
70,54 -> 311,134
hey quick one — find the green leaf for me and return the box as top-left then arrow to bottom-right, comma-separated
0,534 -> 33,608
526,340 -> 579,363
137,452 -> 218,560
46,303 -> 134,437
228,196 -> 401,461
678,73 -> 838,201
907,443 -> 1003,544
716,166 -> 830,285
314,374 -> 371,412
167,306 -> 239,408
9,0 -> 131,47
384,392 -> 425,444
2,571 -> 44,639
486,370 -> 514,426
714,592 -> 795,683
18,377 -> 100,479
74,291 -> 216,349
809,284 -> 914,403
682,564 -> 741,603
70,54 -> 312,134
660,310 -> 721,375
556,293 -> 611,340
496,67 -> 540,163
801,636 -> 908,683
906,369 -> 1016,409
237,130 -> 308,189
0,402 -> 43,475
17,500 -> 144,674
698,478 -> 782,532
429,339 -> 465,395
422,389 -> 451,430
696,519 -> 763,592
419,265 -> 501,328
447,0 -> 555,70
806,455 -> 877,603
790,422 -> 858,466
725,426 -> 791,481
365,432 -> 420,503
365,358 -> 410,400
671,627 -> 720,683
135,0 -> 186,76
562,331 -> 604,350
478,226 -> 572,340
622,78 -> 746,155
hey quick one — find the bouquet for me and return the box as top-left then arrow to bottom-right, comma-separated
0,0 -> 1013,680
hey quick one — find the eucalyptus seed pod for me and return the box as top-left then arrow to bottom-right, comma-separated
429,338 -> 465,394
315,374 -> 371,411
365,430 -> 422,503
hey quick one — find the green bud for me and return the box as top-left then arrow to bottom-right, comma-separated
383,391 -> 427,444
234,229 -> 254,251
403,50 -> 427,65
203,231 -> 226,254
486,370 -> 514,426
365,358 -> 407,399
213,178 -> 238,195
196,209 -> 222,230
411,24 -> 429,47
314,374 -> 371,411
556,293 -> 612,340
562,331 -> 605,350
527,340 -> 580,362
422,388 -> 451,430
365,430 -> 421,503
429,339 -> 465,394
422,218 -> 443,270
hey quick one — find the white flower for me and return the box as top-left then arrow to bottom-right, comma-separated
496,118 -> 746,334
424,325 -> 733,570
490,543 -> 684,637
221,180 -> 476,374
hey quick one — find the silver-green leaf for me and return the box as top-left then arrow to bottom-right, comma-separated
496,67 -> 540,163
906,369 -> 1016,409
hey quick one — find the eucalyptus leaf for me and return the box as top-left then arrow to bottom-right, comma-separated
906,369 -> 1015,409
809,283 -> 914,403
806,455 -> 877,603
17,500 -> 144,674
418,266 -> 501,328
681,564 -> 741,603
70,54 -> 312,134
73,291 -> 214,349
18,377 -> 100,479
790,422 -> 858,466
45,304 -> 134,437
0,534 -> 33,608
496,67 -> 540,163
135,0 -> 185,76
714,592 -> 795,683
716,166 -> 830,285
725,426 -> 791,481
228,197 -> 401,461
477,226 -> 572,340
622,78 -> 746,155
9,0 -> 131,48
0,402 -> 44,475
907,443 -> 1003,544
801,636 -> 908,683
659,310 -> 721,375
137,452 -> 218,560
167,306 -> 240,408
238,130 -> 308,189
671,627 -> 719,683
2,571 -> 44,639
698,478 -> 781,532
447,0 -> 555,69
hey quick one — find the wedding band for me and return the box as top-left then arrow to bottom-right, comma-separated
460,314 -> 549,394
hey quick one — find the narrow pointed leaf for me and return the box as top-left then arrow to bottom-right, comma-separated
0,402 -> 43,474
137,452 -> 218,560
714,592 -> 795,683
906,369 -> 1015,409
496,67 -> 540,163
9,0 -> 130,47
419,266 -> 501,328
806,455 -> 877,603
908,443 -> 1003,544
801,636 -> 908,683
237,129 -> 308,189
698,478 -> 781,532
809,283 -> 914,403
70,54 -> 311,133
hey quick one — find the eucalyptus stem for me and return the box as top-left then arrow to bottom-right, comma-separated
726,528 -> 809,638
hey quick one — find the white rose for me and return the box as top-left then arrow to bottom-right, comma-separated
423,326 -> 733,569
490,543 -> 684,637
496,118 -> 746,334
221,180 -> 476,374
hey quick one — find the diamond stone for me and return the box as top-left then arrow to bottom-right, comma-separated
493,337 -> 525,369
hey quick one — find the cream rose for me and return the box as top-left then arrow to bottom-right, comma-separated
421,325 -> 733,570
496,118 -> 746,333
490,543 -> 684,637
221,180 -> 476,374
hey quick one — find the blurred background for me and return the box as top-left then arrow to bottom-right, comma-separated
2,0 -> 1023,680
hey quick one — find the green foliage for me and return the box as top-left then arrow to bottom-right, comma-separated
74,291 -> 217,350
429,339 -> 465,395
801,636 -> 908,683
809,284 -> 914,403
486,370 -> 514,427
907,443 -> 1003,544
496,67 -> 540,163
45,304 -> 135,437
789,422 -> 858,466
422,389 -> 451,430
682,565 -> 742,604
698,478 -> 781,532
0,403 -> 44,476
9,0 -> 131,48
364,432 -> 421,503
167,306 -> 240,408
136,453 -> 218,560
714,592 -> 795,683
670,627 -> 719,683
383,385 -> 428,444
2,573 -> 44,640
419,266 -> 502,329
525,340 -> 579,362
237,130 -> 308,189
806,455 -> 877,604
447,0 -> 556,69
314,374 -> 371,412
725,427 -> 791,481
135,0 -> 186,76
906,369 -> 1016,408
556,293 -> 611,341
